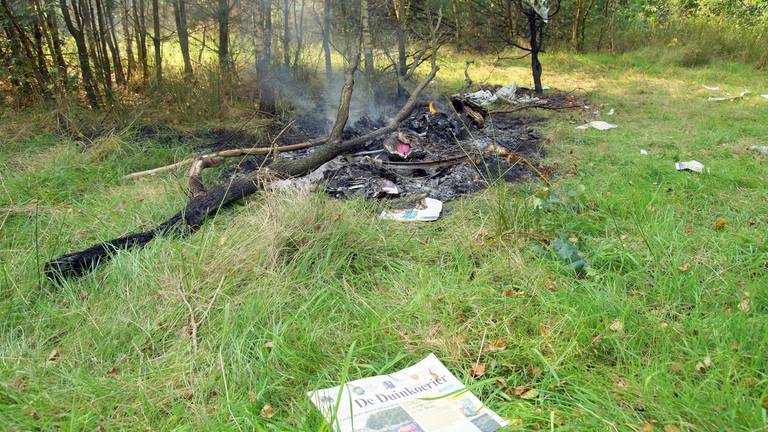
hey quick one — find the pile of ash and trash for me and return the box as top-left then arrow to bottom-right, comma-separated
229,84 -> 573,221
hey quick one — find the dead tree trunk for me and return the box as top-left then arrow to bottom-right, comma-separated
133,0 -> 148,84
292,0 -> 305,70
282,0 -> 290,68
258,0 -> 275,114
45,60 -> 439,280
394,0 -> 407,97
361,0 -> 373,74
105,0 -> 126,86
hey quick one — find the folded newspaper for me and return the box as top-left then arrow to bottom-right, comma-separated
308,354 -> 508,432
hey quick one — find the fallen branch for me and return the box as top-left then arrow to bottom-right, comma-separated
46,59 -> 439,279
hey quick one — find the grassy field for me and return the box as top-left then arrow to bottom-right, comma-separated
1,52 -> 767,431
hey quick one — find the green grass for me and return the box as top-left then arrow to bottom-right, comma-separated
1,52 -> 767,431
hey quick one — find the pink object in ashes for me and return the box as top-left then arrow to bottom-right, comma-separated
396,142 -> 412,156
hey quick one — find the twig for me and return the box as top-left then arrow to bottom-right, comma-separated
177,276 -> 198,351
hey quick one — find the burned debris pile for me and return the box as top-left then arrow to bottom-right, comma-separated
233,94 -> 553,203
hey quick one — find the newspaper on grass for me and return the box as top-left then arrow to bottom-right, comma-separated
379,198 -> 443,222
308,354 -> 508,432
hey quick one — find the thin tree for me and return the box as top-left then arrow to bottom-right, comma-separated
119,0 -> 135,82
60,0 -> 101,106
322,0 -> 332,77
151,0 -> 160,83
217,0 -> 230,70
172,0 -> 192,79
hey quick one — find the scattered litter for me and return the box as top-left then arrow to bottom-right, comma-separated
268,159 -> 344,192
640,149 -> 648,155
708,91 -> 750,102
762,94 -> 768,100
463,89 -> 498,106
703,85 -> 720,91
495,83 -> 518,101
576,121 -> 617,131
749,145 -> 768,154
379,197 -> 443,222
607,108 -> 615,116
675,160 -> 705,173
307,354 -> 509,432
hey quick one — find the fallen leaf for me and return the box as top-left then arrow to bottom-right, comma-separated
520,388 -> 539,399
739,292 -> 750,312
714,218 -> 727,230
510,385 -> 527,396
659,322 -> 669,329
107,367 -> 119,377
695,355 -> 713,372
470,362 -> 486,378
544,280 -> 558,292
641,423 -> 654,431
260,403 -> 274,419
47,348 -> 59,363
620,234 -> 628,240
609,319 -> 624,332
663,425 -> 680,432
493,337 -> 507,350
264,341 -> 274,350
678,262 -> 690,272
503,289 -> 515,297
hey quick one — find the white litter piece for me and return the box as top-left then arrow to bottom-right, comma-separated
379,197 -> 443,222
607,108 -> 615,116
495,83 -> 518,101
749,145 -> 768,154
708,91 -> 750,102
576,121 -> 618,131
463,89 -> 497,106
675,160 -> 705,173
703,85 -> 720,91
761,94 -> 768,100
640,149 -> 648,155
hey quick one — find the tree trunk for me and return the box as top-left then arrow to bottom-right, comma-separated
89,0 -> 113,97
45,0 -> 69,79
258,0 -> 275,114
282,0 -> 290,68
361,0 -> 373,74
105,0 -> 126,86
172,0 -> 192,79
571,0 -> 583,49
151,0 -> 161,83
394,0 -> 407,97
322,0 -> 332,78
292,0 -> 305,69
528,13 -> 542,95
60,0 -> 101,107
451,0 -> 461,46
218,0 -> 229,71
120,0 -> 135,82
133,0 -> 148,84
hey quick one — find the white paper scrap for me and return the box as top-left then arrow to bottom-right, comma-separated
749,145 -> 768,154
576,121 -> 618,131
607,108 -> 615,116
762,94 -> 768,100
307,354 -> 508,432
703,85 -> 720,91
379,198 -> 443,222
675,160 -> 705,173
640,149 -> 648,155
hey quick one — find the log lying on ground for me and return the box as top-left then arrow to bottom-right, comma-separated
45,61 -> 439,280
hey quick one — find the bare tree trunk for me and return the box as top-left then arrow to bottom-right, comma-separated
60,0 -> 101,106
292,0 -> 305,69
133,0 -> 148,84
105,0 -> 126,86
218,0 -> 230,71
607,0 -> 617,53
258,0 -> 275,113
361,0 -> 373,74
571,0 -> 583,49
120,0 -> 135,82
45,0 -> 68,78
172,0 -> 192,79
322,0 -> 332,78
87,0 -> 113,97
451,0 -> 461,45
394,0 -> 407,97
151,0 -> 161,83
282,0 -> 290,67
528,12 -> 543,95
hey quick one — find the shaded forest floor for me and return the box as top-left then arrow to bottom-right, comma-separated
1,52 -> 767,431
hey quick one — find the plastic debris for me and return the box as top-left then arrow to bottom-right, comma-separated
703,85 -> 720,91
749,145 -> 768,154
607,108 -> 615,116
495,83 -> 518,101
640,149 -> 648,155
383,130 -> 418,159
379,197 -> 443,221
675,160 -> 705,173
708,91 -> 750,102
762,94 -> 768,100
463,89 -> 497,106
576,121 -> 617,131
